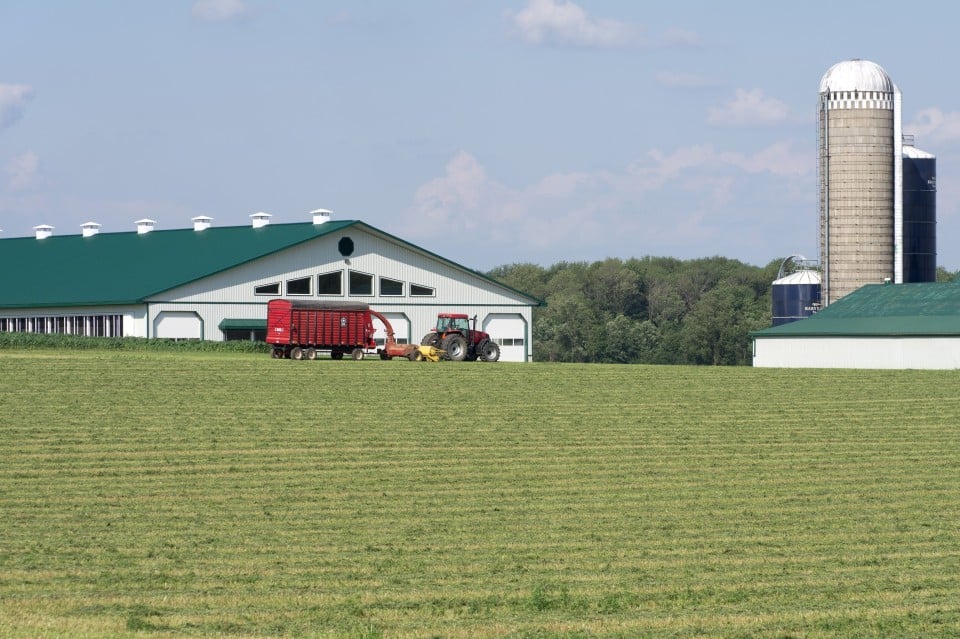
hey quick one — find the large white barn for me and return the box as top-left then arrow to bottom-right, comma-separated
0,212 -> 541,362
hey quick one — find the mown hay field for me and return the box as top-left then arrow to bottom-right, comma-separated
1,350 -> 959,638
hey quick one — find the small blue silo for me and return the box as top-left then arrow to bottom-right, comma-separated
772,269 -> 821,326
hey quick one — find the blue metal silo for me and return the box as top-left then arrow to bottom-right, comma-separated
902,145 -> 936,283
772,270 -> 821,326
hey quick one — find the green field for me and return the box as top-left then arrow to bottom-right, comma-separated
1,351 -> 959,638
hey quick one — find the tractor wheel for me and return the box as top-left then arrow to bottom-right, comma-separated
480,340 -> 501,362
351,348 -> 365,361
442,334 -> 468,361
421,332 -> 440,347
331,351 -> 344,360
290,347 -> 304,360
305,348 -> 317,360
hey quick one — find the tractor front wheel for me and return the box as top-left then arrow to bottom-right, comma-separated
443,335 -> 468,361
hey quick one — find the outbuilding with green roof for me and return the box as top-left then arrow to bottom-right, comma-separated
0,212 -> 542,361
752,281 -> 960,368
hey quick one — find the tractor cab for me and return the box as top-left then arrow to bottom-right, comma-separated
435,314 -> 471,334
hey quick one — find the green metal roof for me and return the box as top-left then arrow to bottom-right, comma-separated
0,220 -> 355,309
0,220 -> 543,309
218,319 -> 267,331
753,282 -> 960,337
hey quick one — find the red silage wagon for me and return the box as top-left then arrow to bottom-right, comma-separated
267,299 -> 376,360
266,299 -> 420,361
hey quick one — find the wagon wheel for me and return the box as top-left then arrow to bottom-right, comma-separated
305,348 -> 317,360
290,347 -> 303,360
351,348 -> 365,361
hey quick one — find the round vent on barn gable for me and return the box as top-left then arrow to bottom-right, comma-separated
338,236 -> 354,257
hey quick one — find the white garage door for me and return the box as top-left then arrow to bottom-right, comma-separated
483,313 -> 527,362
372,312 -> 411,346
154,311 -> 202,339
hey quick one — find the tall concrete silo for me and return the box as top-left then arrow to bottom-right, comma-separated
818,59 -> 900,305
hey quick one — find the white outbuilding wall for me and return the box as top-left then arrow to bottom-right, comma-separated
754,336 -> 960,369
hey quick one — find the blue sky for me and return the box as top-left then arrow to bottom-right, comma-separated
2,1 -> 959,271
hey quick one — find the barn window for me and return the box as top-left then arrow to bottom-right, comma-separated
255,282 -> 280,295
380,277 -> 403,296
286,276 -> 311,295
317,271 -> 343,295
410,283 -> 434,297
349,271 -> 373,296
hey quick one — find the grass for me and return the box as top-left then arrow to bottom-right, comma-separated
1,350 -> 960,637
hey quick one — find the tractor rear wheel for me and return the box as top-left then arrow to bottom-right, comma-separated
443,334 -> 468,361
421,332 -> 440,347
480,340 -> 501,362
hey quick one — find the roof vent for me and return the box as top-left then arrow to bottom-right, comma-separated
81,221 -> 101,237
192,215 -> 213,231
136,219 -> 156,234
250,212 -> 272,228
311,208 -> 332,225
34,224 -> 54,240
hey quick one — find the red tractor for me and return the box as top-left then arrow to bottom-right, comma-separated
421,313 -> 500,362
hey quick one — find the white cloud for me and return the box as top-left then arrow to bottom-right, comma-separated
505,0 -> 639,48
708,88 -> 789,127
0,84 -> 34,130
191,0 -> 247,22
407,142 -> 813,265
907,107 -> 960,145
4,151 -> 40,192
720,140 -> 808,176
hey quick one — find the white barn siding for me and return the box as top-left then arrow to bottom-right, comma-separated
153,311 -> 202,339
0,305 -> 142,338
754,336 -> 960,369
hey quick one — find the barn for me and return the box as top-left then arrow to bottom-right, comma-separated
752,281 -> 960,369
0,212 -> 541,362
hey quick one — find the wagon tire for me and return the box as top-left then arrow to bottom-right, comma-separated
271,347 -> 283,359
305,348 -> 317,360
290,347 -> 304,360
351,348 -> 365,361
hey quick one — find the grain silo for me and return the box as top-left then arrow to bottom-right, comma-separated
818,59 -> 900,305
902,142 -> 937,282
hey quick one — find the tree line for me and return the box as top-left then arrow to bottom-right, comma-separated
489,258 -> 960,366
